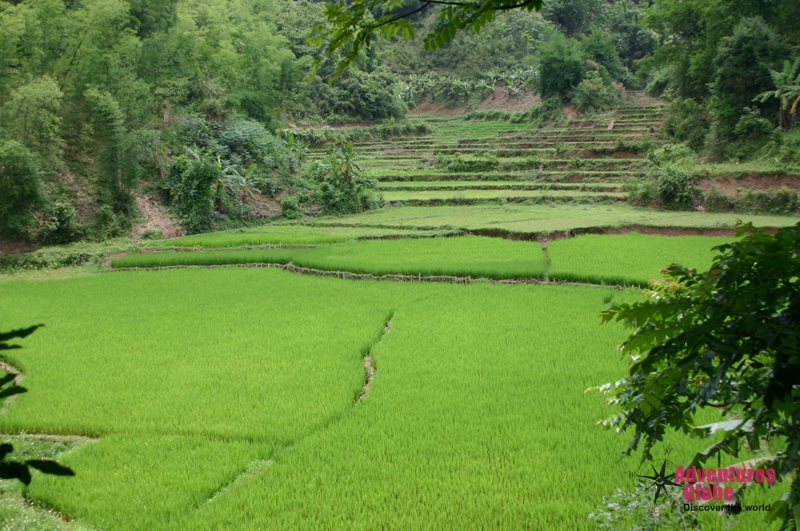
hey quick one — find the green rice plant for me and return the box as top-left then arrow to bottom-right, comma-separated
0,269 -> 394,443
173,284 -> 647,531
461,110 -> 512,121
113,248 -> 298,268
116,236 -> 547,280
152,224 -> 460,247
324,204 -> 798,234
547,233 -> 736,286
157,231 -> 349,249
0,268 -> 400,528
2,270 -> 780,530
703,185 -> 734,212
383,190 -> 626,202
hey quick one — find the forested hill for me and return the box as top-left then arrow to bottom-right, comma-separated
1,0 -> 799,246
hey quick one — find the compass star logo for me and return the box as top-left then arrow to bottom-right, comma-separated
638,460 -> 681,503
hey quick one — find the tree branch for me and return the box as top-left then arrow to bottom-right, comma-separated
493,1 -> 539,10
371,3 -> 433,31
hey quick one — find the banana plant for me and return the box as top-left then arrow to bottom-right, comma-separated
280,130 -> 308,174
754,58 -> 800,129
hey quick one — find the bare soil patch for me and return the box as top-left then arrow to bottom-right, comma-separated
563,105 -> 579,120
132,195 -> 183,239
624,91 -> 663,107
245,193 -> 282,218
409,101 -> 469,117
476,88 -> 541,112
0,239 -> 32,257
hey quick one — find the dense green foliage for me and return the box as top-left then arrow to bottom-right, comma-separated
0,0 -> 423,240
642,0 -> 800,156
3,2 -> 800,528
307,142 -> 384,215
597,223 -> 800,529
3,0 -> 796,241
0,141 -> 44,237
161,231 -> 350,248
164,156 -> 219,234
537,35 -> 587,99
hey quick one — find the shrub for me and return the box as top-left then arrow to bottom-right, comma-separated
163,155 -> 219,234
663,98 -> 710,152
703,185 -> 734,212
512,97 -> 565,126
734,187 -> 798,215
757,127 -> 800,166
573,71 -> 619,112
567,157 -> 585,169
733,107 -> 774,141
93,205 -> 129,240
444,155 -> 499,173
312,142 -> 383,214
310,71 -> 406,123
0,140 -> 44,237
280,196 -> 304,219
140,229 -> 163,240
537,34 -> 586,99
653,165 -> 698,210
624,177 -> 656,206
646,143 -> 693,166
40,198 -> 81,245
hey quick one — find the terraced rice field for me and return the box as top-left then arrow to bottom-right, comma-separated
2,96 -> 796,530
381,191 -> 629,207
1,267 -> 783,530
546,233 -> 737,285
321,203 -> 798,233
117,232 -> 739,287
310,94 -> 664,208
117,236 -> 548,280
156,225 -> 458,249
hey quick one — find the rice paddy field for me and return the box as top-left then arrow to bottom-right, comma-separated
0,265 -> 786,530
382,189 -> 627,203
319,203 -> 798,233
118,232 -> 739,287
156,225 -> 459,249
546,233 -> 738,286
2,104 -> 797,530
116,236 -> 547,279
